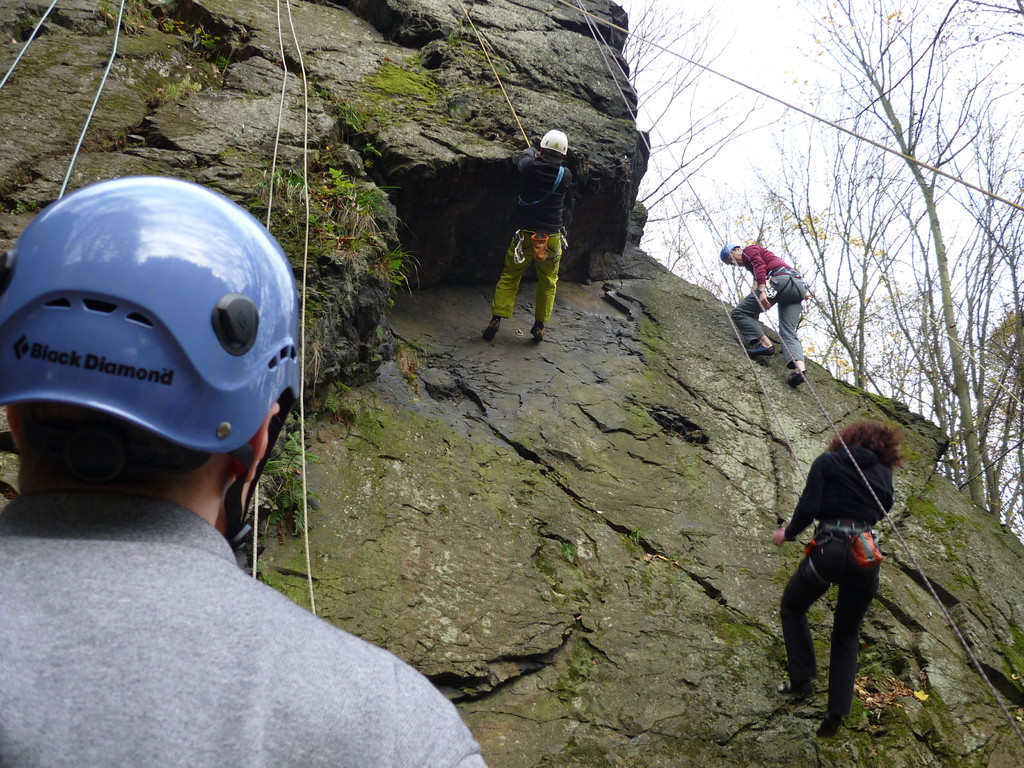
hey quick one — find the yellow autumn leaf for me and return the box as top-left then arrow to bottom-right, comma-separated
914,691 -> 929,701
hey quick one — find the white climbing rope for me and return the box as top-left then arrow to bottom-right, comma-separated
261,0 -> 316,615
58,0 -> 128,199
0,0 -> 59,93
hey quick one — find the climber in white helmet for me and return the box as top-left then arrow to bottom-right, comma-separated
482,129 -> 574,344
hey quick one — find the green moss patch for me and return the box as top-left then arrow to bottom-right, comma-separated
906,493 -> 968,536
1000,622 -> 1024,695
366,61 -> 442,100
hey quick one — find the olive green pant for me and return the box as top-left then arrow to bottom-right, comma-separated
490,231 -> 562,322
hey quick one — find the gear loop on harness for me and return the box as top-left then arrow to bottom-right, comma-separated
804,518 -> 883,571
814,518 -> 872,541
765,266 -> 810,304
801,519 -> 872,558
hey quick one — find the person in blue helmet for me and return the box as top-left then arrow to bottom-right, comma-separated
720,243 -> 809,387
0,177 -> 487,768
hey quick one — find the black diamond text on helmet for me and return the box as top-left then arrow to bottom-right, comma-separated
14,338 -> 175,386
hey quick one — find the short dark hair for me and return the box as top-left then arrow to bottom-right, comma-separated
10,402 -> 204,495
828,420 -> 905,468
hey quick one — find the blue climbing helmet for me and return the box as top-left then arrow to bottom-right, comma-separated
0,176 -> 300,459
720,243 -> 740,263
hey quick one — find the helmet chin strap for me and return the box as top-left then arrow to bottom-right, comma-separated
224,443 -> 255,551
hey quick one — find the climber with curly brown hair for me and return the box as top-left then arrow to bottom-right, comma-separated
772,420 -> 905,737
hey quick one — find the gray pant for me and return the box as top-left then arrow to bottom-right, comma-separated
731,293 -> 805,367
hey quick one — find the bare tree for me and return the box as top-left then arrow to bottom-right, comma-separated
622,0 -> 1022,535
964,0 -> 1024,41
952,112 -> 1024,529
622,0 -> 766,260
768,110 -> 909,390
812,0 -> 1004,508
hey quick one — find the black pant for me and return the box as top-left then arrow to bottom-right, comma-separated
780,539 -> 879,717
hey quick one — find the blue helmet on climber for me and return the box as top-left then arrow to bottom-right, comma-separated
0,176 -> 300,542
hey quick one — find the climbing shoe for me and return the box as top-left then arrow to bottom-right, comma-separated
530,320 -> 545,343
816,713 -> 843,738
787,372 -> 806,388
747,344 -> 775,358
777,679 -> 813,697
482,316 -> 501,341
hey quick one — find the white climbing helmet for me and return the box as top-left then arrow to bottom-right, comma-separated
540,129 -> 568,155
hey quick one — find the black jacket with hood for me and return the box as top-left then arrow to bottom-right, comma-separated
784,446 -> 894,540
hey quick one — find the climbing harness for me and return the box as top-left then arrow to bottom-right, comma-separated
803,519 -> 884,570
764,267 -> 810,304
513,230 -> 561,265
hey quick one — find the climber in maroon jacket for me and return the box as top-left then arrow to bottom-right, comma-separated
720,243 -> 809,387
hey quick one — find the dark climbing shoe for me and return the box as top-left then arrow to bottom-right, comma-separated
787,372 -> 806,388
816,713 -> 843,738
747,344 -> 775,358
482,317 -> 500,341
530,320 -> 545,343
777,679 -> 813,697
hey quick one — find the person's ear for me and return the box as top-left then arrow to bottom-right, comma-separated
244,402 -> 281,483
6,405 -> 22,447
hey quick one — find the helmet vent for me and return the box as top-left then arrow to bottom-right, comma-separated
83,298 -> 117,314
267,345 -> 297,371
40,296 -> 153,327
41,297 -> 154,327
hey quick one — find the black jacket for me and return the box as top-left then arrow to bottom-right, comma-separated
784,446 -> 894,540
514,147 -> 572,233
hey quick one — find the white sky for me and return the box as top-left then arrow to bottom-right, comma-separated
614,0 -> 1022,264
614,0 -> 831,258
618,0 -> 823,156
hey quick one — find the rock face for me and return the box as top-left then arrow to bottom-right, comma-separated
0,0 -> 646,390
340,0 -> 642,286
266,268 -> 1024,767
1,2 -> 1023,767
